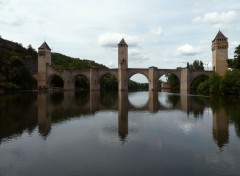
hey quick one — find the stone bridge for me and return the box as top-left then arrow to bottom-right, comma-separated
37,40 -> 213,92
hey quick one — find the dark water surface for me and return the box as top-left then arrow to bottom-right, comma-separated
0,91 -> 240,176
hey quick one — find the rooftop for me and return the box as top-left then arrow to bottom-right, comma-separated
213,30 -> 228,41
118,38 -> 128,46
38,42 -> 51,50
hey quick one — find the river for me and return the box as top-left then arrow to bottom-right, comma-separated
0,91 -> 240,176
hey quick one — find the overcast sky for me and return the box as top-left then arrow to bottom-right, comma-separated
1,0 -> 240,82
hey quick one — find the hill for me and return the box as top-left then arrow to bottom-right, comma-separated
0,37 -> 38,74
51,53 -> 107,71
0,37 -> 108,90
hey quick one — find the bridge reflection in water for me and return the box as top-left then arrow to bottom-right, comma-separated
36,91 -> 227,148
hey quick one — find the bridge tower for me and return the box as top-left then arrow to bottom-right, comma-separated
38,42 -> 51,89
118,39 -> 128,91
212,30 -> 228,76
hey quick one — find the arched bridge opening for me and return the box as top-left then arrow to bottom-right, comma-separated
158,72 -> 180,93
190,73 -> 210,92
74,74 -> 90,91
128,73 -> 149,91
99,73 -> 118,91
47,74 -> 64,90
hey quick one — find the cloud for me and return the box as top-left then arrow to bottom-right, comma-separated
0,18 -> 24,26
230,41 -> 240,49
177,44 -> 200,56
98,33 -> 143,48
151,27 -> 164,36
106,61 -> 116,68
0,0 -> 8,9
193,11 -> 239,25
128,48 -> 149,63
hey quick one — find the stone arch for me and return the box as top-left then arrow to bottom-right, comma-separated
157,71 -> 181,82
190,73 -> 210,91
190,72 -> 211,84
128,72 -> 149,91
98,72 -> 118,90
157,71 -> 181,92
73,72 -> 90,81
128,72 -> 149,82
73,74 -> 90,90
47,74 -> 64,88
98,71 -> 118,82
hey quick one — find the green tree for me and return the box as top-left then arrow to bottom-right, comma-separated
220,70 -> 240,94
197,73 -> 221,95
191,75 -> 209,92
166,73 -> 180,92
189,60 -> 204,70
100,74 -> 118,90
227,44 -> 240,69
197,80 -> 210,95
208,73 -> 221,94
128,80 -> 148,91
0,55 -> 34,89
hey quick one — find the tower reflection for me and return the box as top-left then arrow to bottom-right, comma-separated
212,108 -> 229,150
38,93 -> 51,138
118,91 -> 128,141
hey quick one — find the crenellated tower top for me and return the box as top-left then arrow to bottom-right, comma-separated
212,30 -> 228,51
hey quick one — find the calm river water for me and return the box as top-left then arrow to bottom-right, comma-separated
0,91 -> 240,176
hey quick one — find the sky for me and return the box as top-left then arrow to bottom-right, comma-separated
0,0 -> 240,82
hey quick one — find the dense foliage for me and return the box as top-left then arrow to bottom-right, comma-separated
0,41 -> 36,90
198,70 -> 240,95
187,60 -> 204,70
100,74 -> 118,90
128,80 -> 149,91
51,53 -> 107,71
227,45 -> 240,69
191,75 -> 209,92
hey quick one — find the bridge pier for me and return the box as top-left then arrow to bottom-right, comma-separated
90,69 -> 100,91
180,68 -> 190,93
118,68 -> 128,91
149,67 -> 158,91
63,71 -> 75,90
